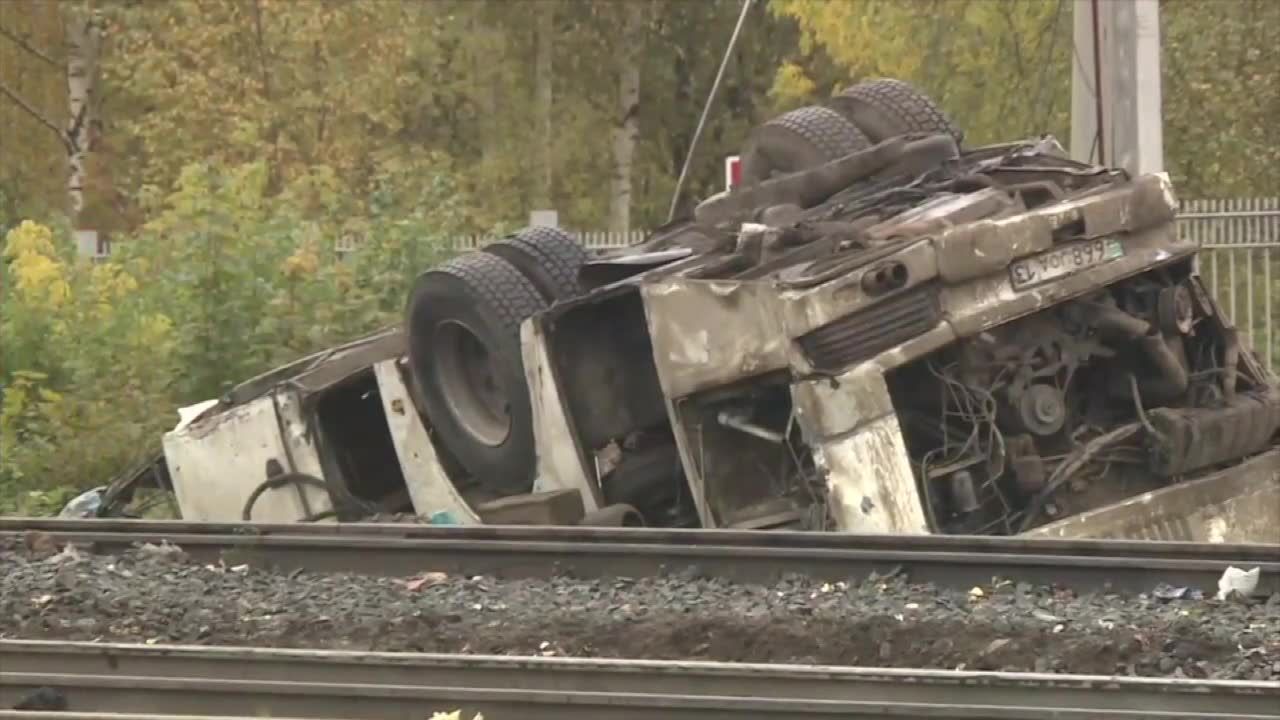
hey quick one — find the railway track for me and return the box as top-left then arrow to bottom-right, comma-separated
2,518 -> 1277,593
2,640 -> 1278,719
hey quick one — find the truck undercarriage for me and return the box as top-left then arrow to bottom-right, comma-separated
68,79 -> 1280,542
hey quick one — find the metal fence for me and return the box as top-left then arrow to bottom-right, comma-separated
450,230 -> 648,252
1179,198 -> 1279,373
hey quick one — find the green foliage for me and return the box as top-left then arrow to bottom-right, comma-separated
769,0 -> 1073,146
1161,0 -> 1280,197
0,156 -> 465,511
0,0 -> 67,222
771,0 -> 1278,198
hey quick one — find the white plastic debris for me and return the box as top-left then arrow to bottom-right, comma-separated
139,541 -> 184,557
1031,609 -> 1064,623
400,571 -> 448,591
173,398 -> 220,432
1216,566 -> 1260,600
45,544 -> 82,564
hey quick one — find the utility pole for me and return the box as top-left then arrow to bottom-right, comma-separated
1070,0 -> 1164,175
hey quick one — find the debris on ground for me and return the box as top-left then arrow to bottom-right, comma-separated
1218,566 -> 1262,600
2,538 -> 1277,680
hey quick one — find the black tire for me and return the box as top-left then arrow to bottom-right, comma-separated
828,78 -> 963,145
740,105 -> 871,185
482,226 -> 589,302
405,252 -> 547,493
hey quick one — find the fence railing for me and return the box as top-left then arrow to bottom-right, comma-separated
449,230 -> 648,252
1179,198 -> 1279,373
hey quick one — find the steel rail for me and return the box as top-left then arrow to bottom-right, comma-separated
2,523 -> 1277,593
7,517 -> 1280,562
2,640 -> 1278,719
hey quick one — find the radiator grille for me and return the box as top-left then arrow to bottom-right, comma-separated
798,286 -> 941,372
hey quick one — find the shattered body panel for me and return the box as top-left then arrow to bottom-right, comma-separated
165,389 -> 332,523
163,328 -> 409,523
544,138 -> 1280,536
1027,449 -> 1280,543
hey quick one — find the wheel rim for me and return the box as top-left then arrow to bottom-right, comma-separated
434,320 -> 511,447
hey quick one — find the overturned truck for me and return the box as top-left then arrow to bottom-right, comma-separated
80,79 -> 1280,541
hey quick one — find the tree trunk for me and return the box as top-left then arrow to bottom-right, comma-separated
609,2 -> 644,234
534,1 -> 554,208
62,4 -> 102,227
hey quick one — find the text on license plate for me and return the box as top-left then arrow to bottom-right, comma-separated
1009,238 -> 1124,290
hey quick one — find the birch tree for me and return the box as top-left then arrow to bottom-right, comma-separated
534,1 -> 555,208
0,0 -> 102,227
608,1 -> 645,234
61,3 -> 103,225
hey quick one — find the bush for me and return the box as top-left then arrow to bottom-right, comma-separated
0,156 -> 467,513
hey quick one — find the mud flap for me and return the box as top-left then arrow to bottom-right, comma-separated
1025,449 -> 1280,543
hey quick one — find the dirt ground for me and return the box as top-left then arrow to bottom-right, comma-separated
2,536 -> 1277,680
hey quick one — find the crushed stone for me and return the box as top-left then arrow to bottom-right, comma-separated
2,536 -> 1277,680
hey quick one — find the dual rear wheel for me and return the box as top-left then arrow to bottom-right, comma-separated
406,78 -> 961,497
739,78 -> 960,186
405,227 -> 585,493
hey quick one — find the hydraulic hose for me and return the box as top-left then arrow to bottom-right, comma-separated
241,472 -> 336,522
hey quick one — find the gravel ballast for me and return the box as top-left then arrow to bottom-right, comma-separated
2,536 -> 1278,680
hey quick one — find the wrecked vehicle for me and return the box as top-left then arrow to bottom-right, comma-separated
80,79 -> 1280,542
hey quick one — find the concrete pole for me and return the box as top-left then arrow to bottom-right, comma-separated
1070,0 -> 1102,165
1070,0 -> 1164,175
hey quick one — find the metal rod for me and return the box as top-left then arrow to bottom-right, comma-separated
2,640 -> 1277,720
1246,246 -> 1255,350
5,516 -> 1278,560
1178,210 -> 1280,219
717,409 -> 785,443
1229,242 -> 1238,332
1267,247 -> 1274,372
667,0 -> 753,222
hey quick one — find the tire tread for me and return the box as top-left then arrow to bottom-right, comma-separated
485,226 -> 588,300
764,105 -> 871,161
834,78 -> 962,143
420,252 -> 546,340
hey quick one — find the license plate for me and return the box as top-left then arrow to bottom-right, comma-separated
1009,238 -> 1125,290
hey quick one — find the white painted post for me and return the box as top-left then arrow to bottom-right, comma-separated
1070,0 -> 1102,164
1070,0 -> 1164,175
529,209 -> 559,228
